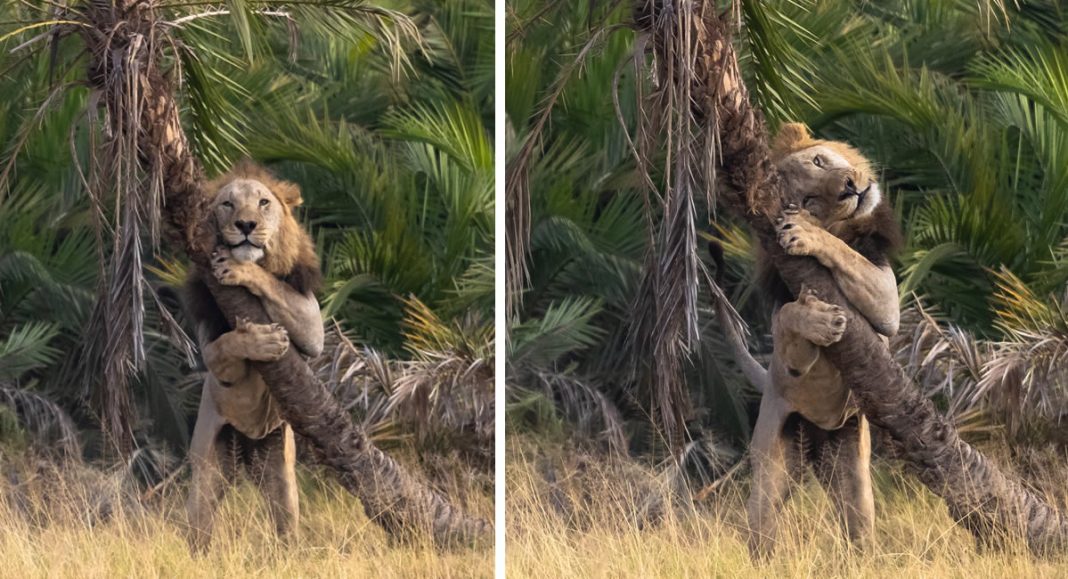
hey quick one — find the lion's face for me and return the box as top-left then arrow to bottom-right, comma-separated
211,177 -> 301,265
203,161 -> 313,279
772,124 -> 882,227
211,179 -> 287,264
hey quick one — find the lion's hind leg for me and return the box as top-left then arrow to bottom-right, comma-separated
813,415 -> 875,548
186,389 -> 237,553
244,424 -> 300,540
747,395 -> 801,560
774,288 -> 847,378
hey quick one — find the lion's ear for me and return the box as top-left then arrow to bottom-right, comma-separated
274,180 -> 304,209
772,123 -> 812,155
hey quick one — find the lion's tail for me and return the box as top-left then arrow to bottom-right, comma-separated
715,295 -> 769,393
708,237 -> 769,393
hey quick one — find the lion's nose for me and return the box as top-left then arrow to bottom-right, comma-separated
844,178 -> 857,194
235,220 -> 257,235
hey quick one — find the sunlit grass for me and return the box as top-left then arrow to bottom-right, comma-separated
0,459 -> 492,578
506,440 -> 1068,578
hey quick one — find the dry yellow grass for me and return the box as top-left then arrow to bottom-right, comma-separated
0,460 -> 492,578
506,440 -> 1068,579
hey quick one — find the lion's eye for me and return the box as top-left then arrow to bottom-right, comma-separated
221,201 -> 233,209
812,155 -> 824,168
803,195 -> 816,207
259,198 -> 270,207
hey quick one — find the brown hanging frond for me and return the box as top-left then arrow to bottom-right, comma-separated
625,0 -> 725,450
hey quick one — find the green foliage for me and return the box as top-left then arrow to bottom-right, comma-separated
508,0 -> 1068,448
0,0 -> 493,459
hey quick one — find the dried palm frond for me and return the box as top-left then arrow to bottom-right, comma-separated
391,296 -> 494,442
626,0 -> 727,449
309,304 -> 494,455
637,433 -> 741,527
525,370 -> 628,455
893,299 -> 988,421
974,268 -> 1068,434
894,280 -> 1068,439
0,383 -> 80,460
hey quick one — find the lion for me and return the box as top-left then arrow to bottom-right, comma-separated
717,123 -> 902,558
182,160 -> 324,551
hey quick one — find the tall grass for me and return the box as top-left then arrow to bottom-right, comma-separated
0,457 -> 491,578
506,440 -> 1068,578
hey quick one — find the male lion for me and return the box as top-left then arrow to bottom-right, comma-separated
720,123 -> 902,558
182,161 -> 324,551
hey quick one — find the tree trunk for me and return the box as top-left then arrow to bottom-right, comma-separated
82,0 -> 488,546
643,3 -> 1068,552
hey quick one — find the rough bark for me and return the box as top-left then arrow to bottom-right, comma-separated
644,3 -> 1068,553
82,0 -> 488,546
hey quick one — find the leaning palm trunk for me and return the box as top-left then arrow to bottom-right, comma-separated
81,0 -> 488,546
636,1 -> 1068,552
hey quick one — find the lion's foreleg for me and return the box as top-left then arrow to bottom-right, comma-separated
211,251 -> 323,357
747,396 -> 797,559
254,281 -> 323,357
814,415 -> 875,547
202,334 -> 250,384
780,216 -> 899,337
202,318 -> 291,384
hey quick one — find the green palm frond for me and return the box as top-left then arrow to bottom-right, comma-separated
0,322 -> 60,381
509,296 -> 604,369
387,100 -> 493,174
971,41 -> 1068,125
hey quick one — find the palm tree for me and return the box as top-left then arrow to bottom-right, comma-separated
1,0 -> 489,546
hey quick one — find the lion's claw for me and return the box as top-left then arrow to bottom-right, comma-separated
796,296 -> 847,346
237,321 -> 290,361
775,207 -> 825,257
211,246 -> 260,288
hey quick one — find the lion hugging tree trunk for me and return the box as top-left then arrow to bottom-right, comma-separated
182,161 -> 324,551
718,124 -> 903,558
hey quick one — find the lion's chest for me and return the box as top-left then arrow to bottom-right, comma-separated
208,372 -> 284,439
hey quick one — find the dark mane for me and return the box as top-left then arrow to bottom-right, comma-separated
182,267 -> 230,343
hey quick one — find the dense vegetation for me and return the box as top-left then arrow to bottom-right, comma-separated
0,0 -> 494,473
507,0 -> 1068,454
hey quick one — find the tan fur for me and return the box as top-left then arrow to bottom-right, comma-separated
185,161 -> 323,552
745,124 -> 899,559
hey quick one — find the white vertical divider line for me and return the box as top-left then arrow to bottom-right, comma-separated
494,0 -> 506,575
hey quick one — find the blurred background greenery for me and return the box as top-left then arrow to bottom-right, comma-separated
506,0 -> 1068,460
0,0 -> 494,476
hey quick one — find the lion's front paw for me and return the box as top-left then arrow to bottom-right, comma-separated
236,320 -> 290,361
212,247 -> 258,288
775,205 -> 825,257
797,289 -> 847,346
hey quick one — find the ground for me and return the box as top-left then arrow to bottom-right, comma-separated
506,439 -> 1068,579
0,459 -> 492,578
